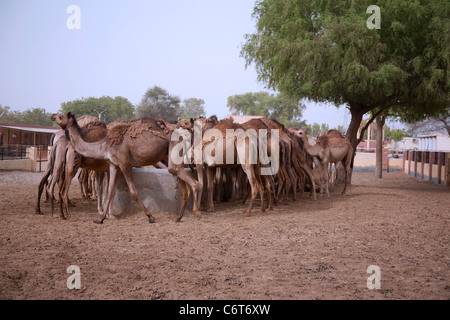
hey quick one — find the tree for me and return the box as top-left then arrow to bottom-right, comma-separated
404,108 -> 450,137
136,86 -> 181,121
242,0 -> 449,174
60,96 -> 135,124
179,98 -> 206,119
227,91 -> 305,127
1,105 -> 54,126
304,122 -> 330,138
20,108 -> 54,126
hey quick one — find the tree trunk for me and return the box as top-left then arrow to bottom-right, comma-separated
375,115 -> 385,179
338,105 -> 365,184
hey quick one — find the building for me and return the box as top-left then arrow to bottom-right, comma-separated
418,134 -> 450,151
0,123 -> 60,148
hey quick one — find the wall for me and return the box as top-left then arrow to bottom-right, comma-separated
403,150 -> 449,187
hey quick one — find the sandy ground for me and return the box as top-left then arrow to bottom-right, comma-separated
0,169 -> 448,300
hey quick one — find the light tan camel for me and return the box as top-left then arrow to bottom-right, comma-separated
240,118 -> 275,211
47,115 -> 110,219
294,129 -> 353,196
173,116 -> 220,212
261,118 -> 317,201
35,134 -> 70,217
52,113 -> 174,223
201,117 -> 263,216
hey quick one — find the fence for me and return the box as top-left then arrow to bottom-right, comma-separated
0,145 -> 50,172
403,150 -> 450,187
0,145 -> 28,160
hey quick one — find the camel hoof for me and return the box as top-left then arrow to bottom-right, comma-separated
173,218 -> 182,223
148,217 -> 156,223
93,219 -> 104,224
194,211 -> 202,220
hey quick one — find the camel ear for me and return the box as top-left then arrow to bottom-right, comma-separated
50,114 -> 57,121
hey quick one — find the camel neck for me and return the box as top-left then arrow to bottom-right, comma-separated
66,122 -> 109,160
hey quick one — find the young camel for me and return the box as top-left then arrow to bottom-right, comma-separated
294,129 -> 353,196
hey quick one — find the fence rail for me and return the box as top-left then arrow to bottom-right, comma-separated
0,145 -> 28,160
403,150 -> 450,187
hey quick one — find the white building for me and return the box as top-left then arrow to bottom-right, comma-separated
418,134 -> 450,151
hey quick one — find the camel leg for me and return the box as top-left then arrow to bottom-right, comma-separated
299,162 -> 317,200
95,171 -> 104,215
170,166 -> 201,219
342,155 -> 352,195
196,164 -> 204,210
262,175 -> 273,210
121,165 -> 156,223
205,166 -> 215,211
36,169 -> 51,214
95,165 -> 118,224
241,164 -> 258,217
228,167 -> 237,202
174,179 -> 191,222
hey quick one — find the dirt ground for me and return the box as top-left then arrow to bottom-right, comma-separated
0,169 -> 448,300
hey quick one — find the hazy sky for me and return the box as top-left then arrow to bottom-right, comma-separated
0,0 -> 360,129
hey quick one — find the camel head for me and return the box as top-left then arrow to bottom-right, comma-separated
294,128 -> 308,140
51,113 -> 68,129
51,112 -> 77,129
177,117 -> 195,130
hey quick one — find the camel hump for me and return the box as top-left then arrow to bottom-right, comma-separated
316,135 -> 328,147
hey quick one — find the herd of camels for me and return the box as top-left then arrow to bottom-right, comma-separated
35,112 -> 353,224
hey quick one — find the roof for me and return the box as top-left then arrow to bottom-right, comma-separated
0,122 -> 60,134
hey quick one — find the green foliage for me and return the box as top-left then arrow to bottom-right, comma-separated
388,128 -> 407,141
242,0 -> 449,141
136,86 -> 181,121
303,122 -> 330,138
227,91 -> 305,127
179,98 -> 206,119
60,96 -> 135,124
0,105 -> 54,126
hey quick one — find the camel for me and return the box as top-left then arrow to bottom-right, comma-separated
52,113 -> 172,223
174,115 -> 219,213
260,118 -> 317,201
240,118 -> 275,211
43,115 -> 110,220
199,117 -> 263,216
294,129 -> 353,196
53,112 -> 206,223
35,134 -> 70,217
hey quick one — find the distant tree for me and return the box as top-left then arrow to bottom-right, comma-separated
404,108 -> 450,137
242,0 -> 449,172
179,98 -> 206,119
20,108 -> 54,126
1,105 -> 54,126
389,128 -> 407,142
303,122 -> 329,138
0,105 -> 20,123
227,91 -> 305,128
136,86 -> 181,121
60,96 -> 135,124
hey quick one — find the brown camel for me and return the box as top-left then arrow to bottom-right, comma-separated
174,115 -> 219,213
52,113 -> 174,223
260,118 -> 317,201
294,129 -> 353,195
187,117 -> 263,216
45,115 -> 110,219
240,118 -> 276,211
53,113 -> 205,223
